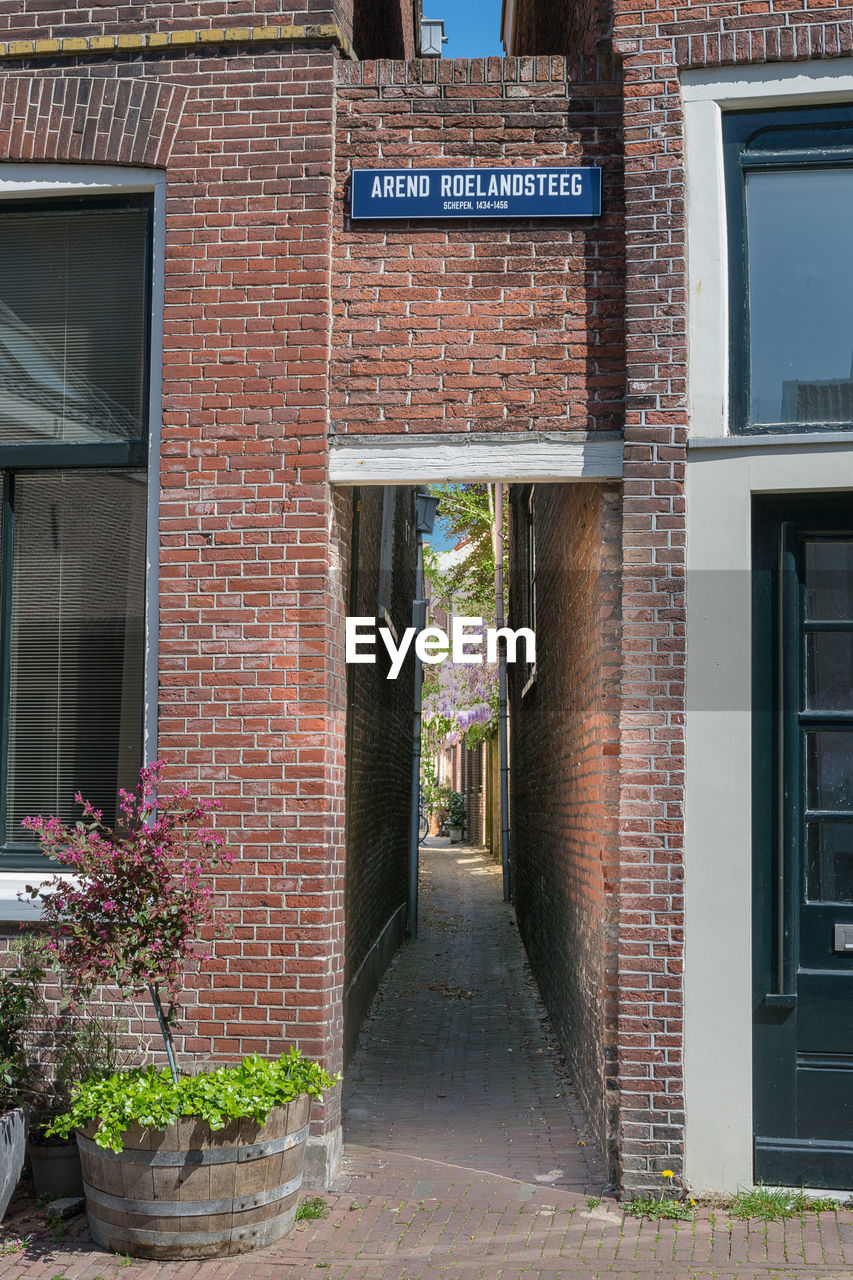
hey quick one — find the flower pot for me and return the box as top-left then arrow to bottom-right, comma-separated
77,1094 -> 310,1260
0,1108 -> 26,1220
27,1138 -> 84,1199
449,826 -> 463,842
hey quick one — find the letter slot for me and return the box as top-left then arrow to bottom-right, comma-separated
833,923 -> 853,953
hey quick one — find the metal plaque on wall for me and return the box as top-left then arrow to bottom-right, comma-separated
349,166 -> 602,220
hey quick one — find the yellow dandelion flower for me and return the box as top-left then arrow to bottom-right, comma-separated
662,1170 -> 675,1179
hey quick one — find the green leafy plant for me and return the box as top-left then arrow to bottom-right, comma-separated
421,771 -> 451,818
586,1196 -> 602,1210
447,792 -> 466,830
296,1196 -> 329,1222
623,1196 -> 693,1221
624,1170 -> 693,1221
730,1185 -> 840,1221
0,949 -> 46,1108
48,1049 -> 338,1153
5,933 -> 132,1140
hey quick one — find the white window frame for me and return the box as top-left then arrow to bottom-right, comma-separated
0,165 -> 165,917
683,62 -> 853,441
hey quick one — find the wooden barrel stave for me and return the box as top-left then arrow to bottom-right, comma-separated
78,1097 -> 311,1259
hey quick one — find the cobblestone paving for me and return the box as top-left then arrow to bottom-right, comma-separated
2,842 -> 853,1280
342,840 -> 603,1192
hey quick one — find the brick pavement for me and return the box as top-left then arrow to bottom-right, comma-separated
2,842 -> 853,1280
342,839 -> 604,1192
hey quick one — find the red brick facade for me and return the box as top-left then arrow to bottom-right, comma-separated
509,483 -> 622,1178
341,486 -> 417,1063
3,0 -> 848,1199
333,56 -> 624,437
0,24 -> 631,1187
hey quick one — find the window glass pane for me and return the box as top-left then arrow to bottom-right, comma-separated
805,540 -> 853,620
6,470 -> 146,843
806,730 -> 853,811
806,633 -> 853,710
808,820 -> 853,902
0,206 -> 149,444
746,168 -> 853,427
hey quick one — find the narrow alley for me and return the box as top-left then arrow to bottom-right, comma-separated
343,838 -> 604,1192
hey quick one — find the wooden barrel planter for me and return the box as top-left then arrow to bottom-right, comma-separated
75,1094 -> 311,1260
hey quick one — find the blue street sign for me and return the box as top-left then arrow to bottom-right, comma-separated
350,166 -> 602,221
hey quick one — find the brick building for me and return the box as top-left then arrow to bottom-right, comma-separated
0,0 -> 850,1200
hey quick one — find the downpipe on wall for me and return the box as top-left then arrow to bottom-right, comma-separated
407,490 -> 439,939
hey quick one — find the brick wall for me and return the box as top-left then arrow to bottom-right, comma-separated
332,56 -> 624,437
0,43 -> 349,1170
502,0 -> 853,1198
0,3 -> 341,39
352,0 -> 416,60
342,486 -> 417,1063
508,482 -> 622,1178
606,0 -> 853,1198
509,0 -> 612,60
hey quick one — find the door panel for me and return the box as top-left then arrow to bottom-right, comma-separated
753,497 -> 853,1188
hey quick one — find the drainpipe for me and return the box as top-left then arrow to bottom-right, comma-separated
408,490 -> 439,939
495,482 -> 511,901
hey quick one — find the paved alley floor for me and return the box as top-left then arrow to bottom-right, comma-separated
341,838 -> 604,1192
4,841 -> 853,1280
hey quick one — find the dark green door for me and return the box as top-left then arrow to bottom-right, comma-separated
753,496 -> 853,1188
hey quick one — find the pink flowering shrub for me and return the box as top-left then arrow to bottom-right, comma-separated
21,762 -> 231,1057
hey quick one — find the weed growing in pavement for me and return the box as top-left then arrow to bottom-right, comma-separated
586,1197 -> 602,1209
0,1235 -> 30,1256
730,1186 -> 840,1221
624,1197 -> 693,1222
296,1196 -> 329,1222
623,1169 -> 694,1221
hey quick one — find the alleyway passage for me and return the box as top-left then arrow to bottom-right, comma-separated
343,838 -> 604,1192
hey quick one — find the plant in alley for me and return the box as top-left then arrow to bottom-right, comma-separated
20,761 -> 340,1258
49,1050 -> 334,1152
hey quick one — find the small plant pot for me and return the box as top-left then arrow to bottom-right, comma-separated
27,1138 -> 84,1200
449,826 -> 463,843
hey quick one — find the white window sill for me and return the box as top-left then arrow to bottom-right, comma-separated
0,871 -> 65,921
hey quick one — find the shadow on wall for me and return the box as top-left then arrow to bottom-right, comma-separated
353,0 -> 414,60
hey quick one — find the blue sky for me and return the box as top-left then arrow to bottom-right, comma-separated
430,0 -> 504,58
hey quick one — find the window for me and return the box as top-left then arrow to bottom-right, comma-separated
724,104 -> 853,433
0,196 -> 151,865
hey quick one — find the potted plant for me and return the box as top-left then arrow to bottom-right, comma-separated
422,774 -> 452,837
23,762 -> 338,1259
447,791 -> 466,842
